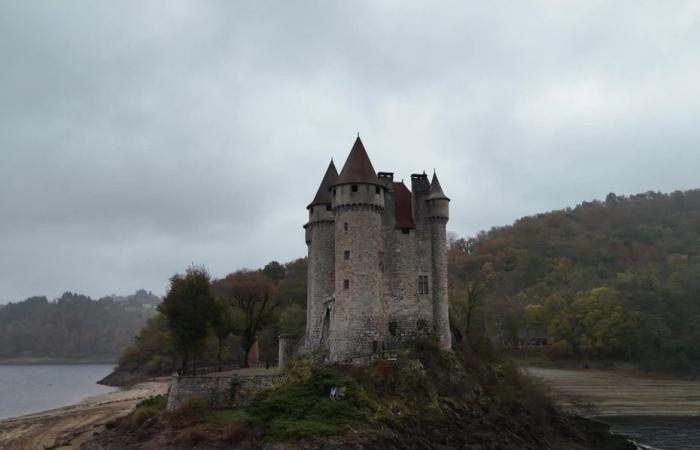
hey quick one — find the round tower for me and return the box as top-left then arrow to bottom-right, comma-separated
329,137 -> 385,361
304,160 -> 337,350
427,172 -> 451,350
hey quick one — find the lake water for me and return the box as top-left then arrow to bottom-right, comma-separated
599,416 -> 700,450
0,364 -> 117,420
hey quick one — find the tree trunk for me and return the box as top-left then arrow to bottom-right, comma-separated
466,306 -> 473,332
243,346 -> 250,368
181,355 -> 188,375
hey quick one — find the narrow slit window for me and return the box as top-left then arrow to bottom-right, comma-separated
418,275 -> 429,294
343,222 -> 348,231
375,186 -> 381,194
343,279 -> 350,289
344,250 -> 350,260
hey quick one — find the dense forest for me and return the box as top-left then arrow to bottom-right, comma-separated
450,189 -> 700,372
104,189 -> 700,377
0,290 -> 160,362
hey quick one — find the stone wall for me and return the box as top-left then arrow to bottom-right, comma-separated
429,217 -> 451,349
331,204 -> 384,361
305,218 -> 335,349
166,372 -> 284,411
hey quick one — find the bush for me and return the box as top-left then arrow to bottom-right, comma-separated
130,394 -> 167,428
247,366 -> 371,439
546,340 -> 573,360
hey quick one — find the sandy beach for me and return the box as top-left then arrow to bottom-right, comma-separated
0,379 -> 169,450
528,367 -> 700,417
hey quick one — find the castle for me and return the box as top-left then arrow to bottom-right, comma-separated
303,136 -> 451,362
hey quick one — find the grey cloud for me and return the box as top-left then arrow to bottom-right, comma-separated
1,1 -> 699,301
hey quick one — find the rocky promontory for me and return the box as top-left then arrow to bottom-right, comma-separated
85,338 -> 636,449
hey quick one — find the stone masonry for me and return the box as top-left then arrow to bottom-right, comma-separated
303,137 -> 451,362
166,370 -> 284,410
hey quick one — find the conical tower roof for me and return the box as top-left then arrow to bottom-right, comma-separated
428,171 -> 449,201
307,160 -> 338,208
334,136 -> 380,186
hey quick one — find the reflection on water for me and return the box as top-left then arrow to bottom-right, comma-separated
598,416 -> 700,450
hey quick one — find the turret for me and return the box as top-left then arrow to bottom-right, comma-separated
303,160 -> 337,350
427,171 -> 450,220
329,137 -> 385,361
427,172 -> 451,350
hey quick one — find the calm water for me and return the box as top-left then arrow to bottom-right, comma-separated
0,364 -> 117,420
599,416 -> 700,450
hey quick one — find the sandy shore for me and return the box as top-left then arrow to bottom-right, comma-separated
528,367 -> 700,417
0,378 -> 169,450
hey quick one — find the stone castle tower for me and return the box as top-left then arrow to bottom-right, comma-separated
303,137 -> 451,362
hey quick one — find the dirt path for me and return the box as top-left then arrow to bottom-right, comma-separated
527,367 -> 700,417
0,379 -> 169,450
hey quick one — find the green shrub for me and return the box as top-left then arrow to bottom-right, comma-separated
248,366 -> 371,439
130,394 -> 168,428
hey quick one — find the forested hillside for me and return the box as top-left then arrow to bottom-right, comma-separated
111,189 -> 700,378
0,290 -> 160,362
449,189 -> 700,372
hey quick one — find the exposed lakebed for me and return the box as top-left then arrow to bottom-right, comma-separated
529,367 -> 700,449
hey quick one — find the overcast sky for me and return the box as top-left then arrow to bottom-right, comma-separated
1,1 -> 699,302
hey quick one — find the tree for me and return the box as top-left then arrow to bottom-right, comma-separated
572,287 -> 638,359
210,298 -> 236,372
263,261 -> 286,283
158,266 -> 217,375
214,270 -> 279,367
451,261 -> 495,333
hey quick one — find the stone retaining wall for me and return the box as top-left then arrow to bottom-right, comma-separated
166,372 -> 284,411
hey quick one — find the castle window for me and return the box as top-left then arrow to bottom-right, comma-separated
326,205 -> 331,211
344,250 -> 350,260
375,186 -> 381,194
388,321 -> 398,336
418,275 -> 429,295
351,185 -> 358,192
333,188 -> 336,196
344,222 -> 348,231
343,279 -> 350,289
402,229 -> 410,235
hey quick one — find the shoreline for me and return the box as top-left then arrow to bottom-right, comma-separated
0,378 -> 169,450
528,367 -> 700,417
0,358 -> 117,365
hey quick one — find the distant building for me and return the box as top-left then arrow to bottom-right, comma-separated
303,137 -> 451,362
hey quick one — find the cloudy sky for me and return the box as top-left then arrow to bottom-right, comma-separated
1,1 -> 699,302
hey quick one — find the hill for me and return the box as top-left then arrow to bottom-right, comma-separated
449,189 -> 700,372
0,290 -> 160,363
106,188 -> 700,381
86,338 -> 634,450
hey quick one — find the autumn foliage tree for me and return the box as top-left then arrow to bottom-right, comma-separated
213,270 -> 279,367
